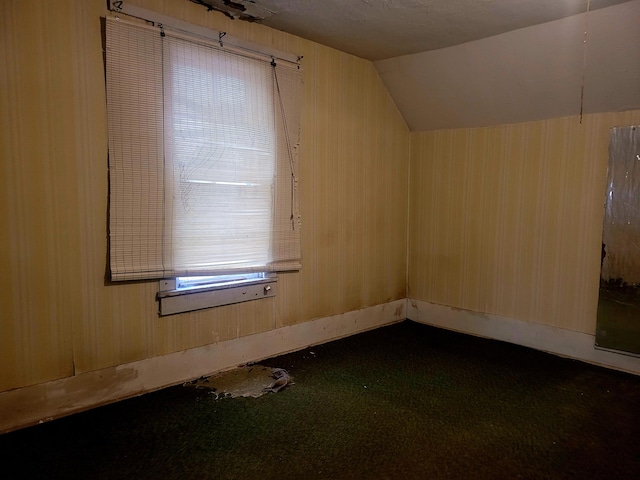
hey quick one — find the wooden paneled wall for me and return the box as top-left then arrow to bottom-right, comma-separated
2,0 -> 637,401
409,110 -> 640,334
0,0 -> 410,392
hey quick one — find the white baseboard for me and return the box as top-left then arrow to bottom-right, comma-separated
407,298 -> 640,376
4,297 -> 637,434
0,299 -> 405,434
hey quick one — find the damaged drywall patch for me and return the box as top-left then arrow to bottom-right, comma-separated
189,0 -> 275,22
185,365 -> 293,399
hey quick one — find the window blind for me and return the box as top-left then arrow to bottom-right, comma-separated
105,17 -> 302,281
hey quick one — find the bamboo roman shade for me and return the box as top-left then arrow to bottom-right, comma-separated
105,18 -> 302,281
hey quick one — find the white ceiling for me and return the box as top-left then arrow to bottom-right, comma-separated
197,0 -> 630,61
192,0 -> 640,131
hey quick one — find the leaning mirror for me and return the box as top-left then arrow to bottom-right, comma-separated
596,125 -> 640,355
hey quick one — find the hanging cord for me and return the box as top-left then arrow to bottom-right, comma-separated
160,26 -> 168,275
272,58 -> 298,230
579,0 -> 591,124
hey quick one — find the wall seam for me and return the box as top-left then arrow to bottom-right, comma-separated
405,133 -> 412,300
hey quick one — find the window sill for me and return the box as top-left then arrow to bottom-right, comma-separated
157,276 -> 277,316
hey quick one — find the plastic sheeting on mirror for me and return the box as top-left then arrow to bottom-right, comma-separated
601,126 -> 640,285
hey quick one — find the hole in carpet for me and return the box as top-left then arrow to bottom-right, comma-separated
185,365 -> 293,399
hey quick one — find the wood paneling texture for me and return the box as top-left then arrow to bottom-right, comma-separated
4,0 -> 635,396
0,0 -> 409,391
409,110 -> 640,334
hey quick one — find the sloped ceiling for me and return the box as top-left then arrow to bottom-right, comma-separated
193,0 -> 640,130
376,1 -> 640,130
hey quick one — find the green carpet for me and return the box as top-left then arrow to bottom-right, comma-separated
2,321 -> 639,479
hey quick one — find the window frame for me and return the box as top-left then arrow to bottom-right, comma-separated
157,273 -> 277,316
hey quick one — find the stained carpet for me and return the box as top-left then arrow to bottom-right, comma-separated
1,321 -> 639,479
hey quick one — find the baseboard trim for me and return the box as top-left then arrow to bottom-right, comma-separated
0,300 -> 405,434
407,299 -> 640,376
5,297 -> 637,434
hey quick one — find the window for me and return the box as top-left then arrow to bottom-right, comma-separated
176,273 -> 269,291
104,17 -> 302,314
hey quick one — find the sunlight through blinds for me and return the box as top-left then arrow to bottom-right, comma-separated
105,18 -> 302,281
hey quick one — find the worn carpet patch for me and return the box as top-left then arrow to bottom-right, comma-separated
185,365 -> 293,399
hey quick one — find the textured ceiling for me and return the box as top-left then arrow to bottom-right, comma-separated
191,0 -> 640,131
195,0 -> 632,61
